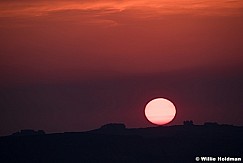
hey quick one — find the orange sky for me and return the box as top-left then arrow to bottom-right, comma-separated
1,0 -> 243,84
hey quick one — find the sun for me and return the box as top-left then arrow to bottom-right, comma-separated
145,98 -> 176,125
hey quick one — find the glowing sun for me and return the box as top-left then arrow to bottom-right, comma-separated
145,98 -> 176,125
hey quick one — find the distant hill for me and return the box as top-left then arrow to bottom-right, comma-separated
0,124 -> 243,162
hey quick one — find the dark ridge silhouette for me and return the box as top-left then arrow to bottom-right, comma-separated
11,129 -> 45,136
100,123 -> 126,130
0,123 -> 243,163
203,122 -> 219,126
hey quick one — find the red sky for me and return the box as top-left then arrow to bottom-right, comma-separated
0,0 -> 243,135
1,0 -> 243,84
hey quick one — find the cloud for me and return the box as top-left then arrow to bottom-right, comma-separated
1,0 -> 243,18
1,0 -> 242,29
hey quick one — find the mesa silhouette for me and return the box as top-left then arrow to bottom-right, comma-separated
0,122 -> 243,163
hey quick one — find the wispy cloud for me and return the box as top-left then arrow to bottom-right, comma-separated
1,0 -> 243,18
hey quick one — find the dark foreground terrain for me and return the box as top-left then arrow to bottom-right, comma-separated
0,124 -> 243,163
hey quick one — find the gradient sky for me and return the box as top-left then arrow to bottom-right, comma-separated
0,0 -> 243,136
